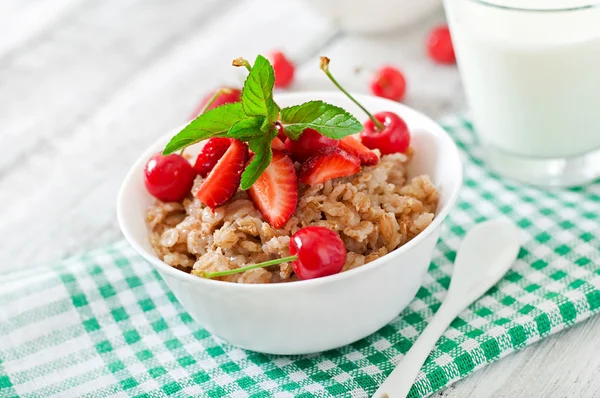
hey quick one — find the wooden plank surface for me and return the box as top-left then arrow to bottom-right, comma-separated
1,1 -> 598,397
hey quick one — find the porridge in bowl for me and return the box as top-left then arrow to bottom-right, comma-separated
148,152 -> 438,283
143,55 -> 439,284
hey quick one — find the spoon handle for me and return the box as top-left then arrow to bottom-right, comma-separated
373,300 -> 462,398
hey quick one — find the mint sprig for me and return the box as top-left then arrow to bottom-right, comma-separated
280,100 -> 362,140
162,55 -> 364,189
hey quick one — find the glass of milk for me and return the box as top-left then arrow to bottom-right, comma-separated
444,0 -> 600,187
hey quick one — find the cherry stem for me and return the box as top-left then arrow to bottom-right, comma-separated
202,87 -> 233,115
232,57 -> 252,72
200,255 -> 298,279
180,88 -> 233,156
320,57 -> 385,131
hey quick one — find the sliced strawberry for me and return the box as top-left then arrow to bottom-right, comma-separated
196,140 -> 248,209
339,136 -> 379,166
193,137 -> 232,177
299,147 -> 361,185
248,151 -> 298,228
271,137 -> 287,152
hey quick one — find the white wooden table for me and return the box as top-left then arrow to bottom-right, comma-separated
2,1 -> 599,397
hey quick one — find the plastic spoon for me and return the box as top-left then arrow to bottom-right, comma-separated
374,219 -> 521,398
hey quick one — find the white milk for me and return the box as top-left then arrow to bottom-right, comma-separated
445,0 -> 600,158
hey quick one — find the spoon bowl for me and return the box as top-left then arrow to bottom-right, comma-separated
374,219 -> 521,397
447,218 -> 521,304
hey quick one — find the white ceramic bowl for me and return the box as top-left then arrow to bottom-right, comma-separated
306,0 -> 441,34
117,92 -> 462,355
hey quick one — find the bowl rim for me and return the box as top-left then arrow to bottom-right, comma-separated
117,91 -> 463,291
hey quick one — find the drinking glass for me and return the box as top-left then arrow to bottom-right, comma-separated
444,0 -> 600,186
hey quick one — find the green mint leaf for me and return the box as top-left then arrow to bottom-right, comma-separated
280,100 -> 363,140
241,55 -> 280,122
240,125 -> 278,190
260,116 -> 273,133
227,116 -> 266,140
163,103 -> 247,154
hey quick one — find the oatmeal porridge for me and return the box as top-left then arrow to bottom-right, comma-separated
147,152 -> 438,283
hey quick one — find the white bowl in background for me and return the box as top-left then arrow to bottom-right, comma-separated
307,0 -> 442,34
117,92 -> 462,355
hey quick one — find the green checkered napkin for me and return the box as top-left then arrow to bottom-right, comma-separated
2,117 -> 600,398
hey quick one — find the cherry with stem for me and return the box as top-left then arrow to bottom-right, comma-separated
197,226 -> 347,281
320,56 -> 411,154
320,57 -> 385,131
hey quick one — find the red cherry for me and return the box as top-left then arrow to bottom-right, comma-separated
285,128 -> 339,162
144,154 -> 196,202
190,87 -> 241,119
269,51 -> 295,88
370,66 -> 407,102
360,111 -> 410,154
289,227 -> 347,280
274,121 -> 287,141
427,25 -> 456,64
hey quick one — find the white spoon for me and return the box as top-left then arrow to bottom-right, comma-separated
374,219 -> 521,398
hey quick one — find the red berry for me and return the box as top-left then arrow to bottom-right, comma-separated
193,137 -> 232,177
289,227 -> 346,280
285,128 -> 339,162
269,51 -> 295,88
299,147 -> 361,185
196,140 -> 248,209
371,66 -> 406,101
427,25 -> 455,64
248,151 -> 298,228
144,154 -> 196,202
360,111 -> 410,155
338,136 -> 379,166
370,66 -> 407,102
274,121 -> 287,141
190,87 -> 241,119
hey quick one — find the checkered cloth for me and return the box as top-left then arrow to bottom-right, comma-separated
1,117 -> 599,398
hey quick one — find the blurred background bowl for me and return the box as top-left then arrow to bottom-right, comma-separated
306,0 -> 442,34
